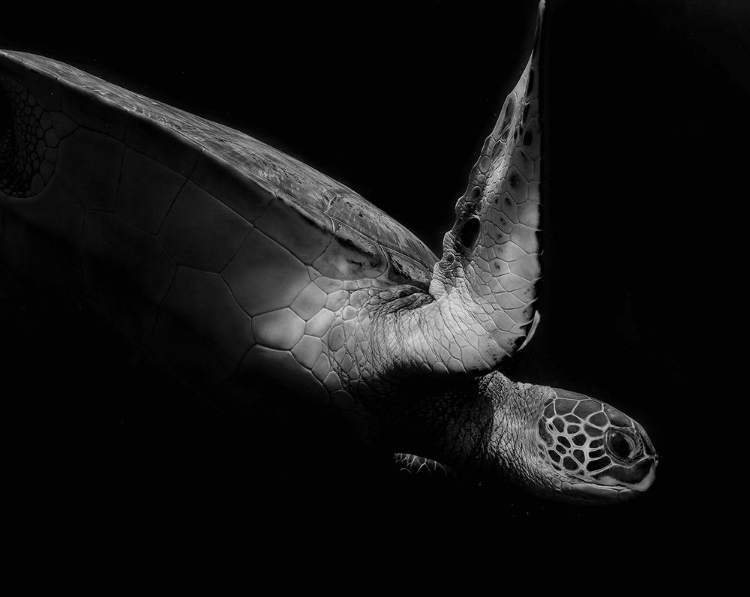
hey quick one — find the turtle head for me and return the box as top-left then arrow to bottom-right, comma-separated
475,375 -> 657,504
526,388 -> 658,504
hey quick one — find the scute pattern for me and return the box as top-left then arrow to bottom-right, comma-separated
0,50 -> 443,436
81,210 -> 176,344
116,148 -> 187,234
160,180 -> 252,272
1,51 -> 437,272
147,267 -> 254,386
0,74 -> 58,197
538,397 -> 613,476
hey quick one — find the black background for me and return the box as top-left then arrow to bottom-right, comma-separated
1,0 -> 746,577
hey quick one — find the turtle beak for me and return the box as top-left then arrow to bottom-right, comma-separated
594,445 -> 659,499
614,455 -> 658,501
621,419 -> 659,495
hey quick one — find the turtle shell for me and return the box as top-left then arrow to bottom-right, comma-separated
0,50 -> 437,288
0,49 -> 438,398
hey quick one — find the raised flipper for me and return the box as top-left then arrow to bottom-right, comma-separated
428,3 -> 544,372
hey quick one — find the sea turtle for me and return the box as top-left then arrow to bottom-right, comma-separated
0,1 -> 657,504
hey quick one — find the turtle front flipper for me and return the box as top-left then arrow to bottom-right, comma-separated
428,2 -> 544,372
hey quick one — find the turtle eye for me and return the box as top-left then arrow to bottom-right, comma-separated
605,428 -> 641,462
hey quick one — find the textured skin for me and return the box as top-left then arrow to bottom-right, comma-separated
431,40 -> 542,368
0,46 -> 440,441
0,39 -> 540,438
0,2 -> 659,503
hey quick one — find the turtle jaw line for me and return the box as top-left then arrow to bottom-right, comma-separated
527,452 -> 658,506
522,475 -> 642,506
560,481 -> 636,505
553,453 -> 658,505
563,465 -> 658,504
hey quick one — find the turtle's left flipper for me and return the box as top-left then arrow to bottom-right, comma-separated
429,2 -> 545,371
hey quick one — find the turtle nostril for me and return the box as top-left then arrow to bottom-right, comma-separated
458,217 -> 481,252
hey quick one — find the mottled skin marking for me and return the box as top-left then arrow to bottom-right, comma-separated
0,2 -> 658,504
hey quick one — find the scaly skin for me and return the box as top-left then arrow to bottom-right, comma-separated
0,2 -> 658,503
320,287 -> 658,504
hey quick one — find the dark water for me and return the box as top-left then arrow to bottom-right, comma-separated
1,0 -> 744,572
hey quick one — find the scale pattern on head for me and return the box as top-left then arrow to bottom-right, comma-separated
535,389 -> 658,499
